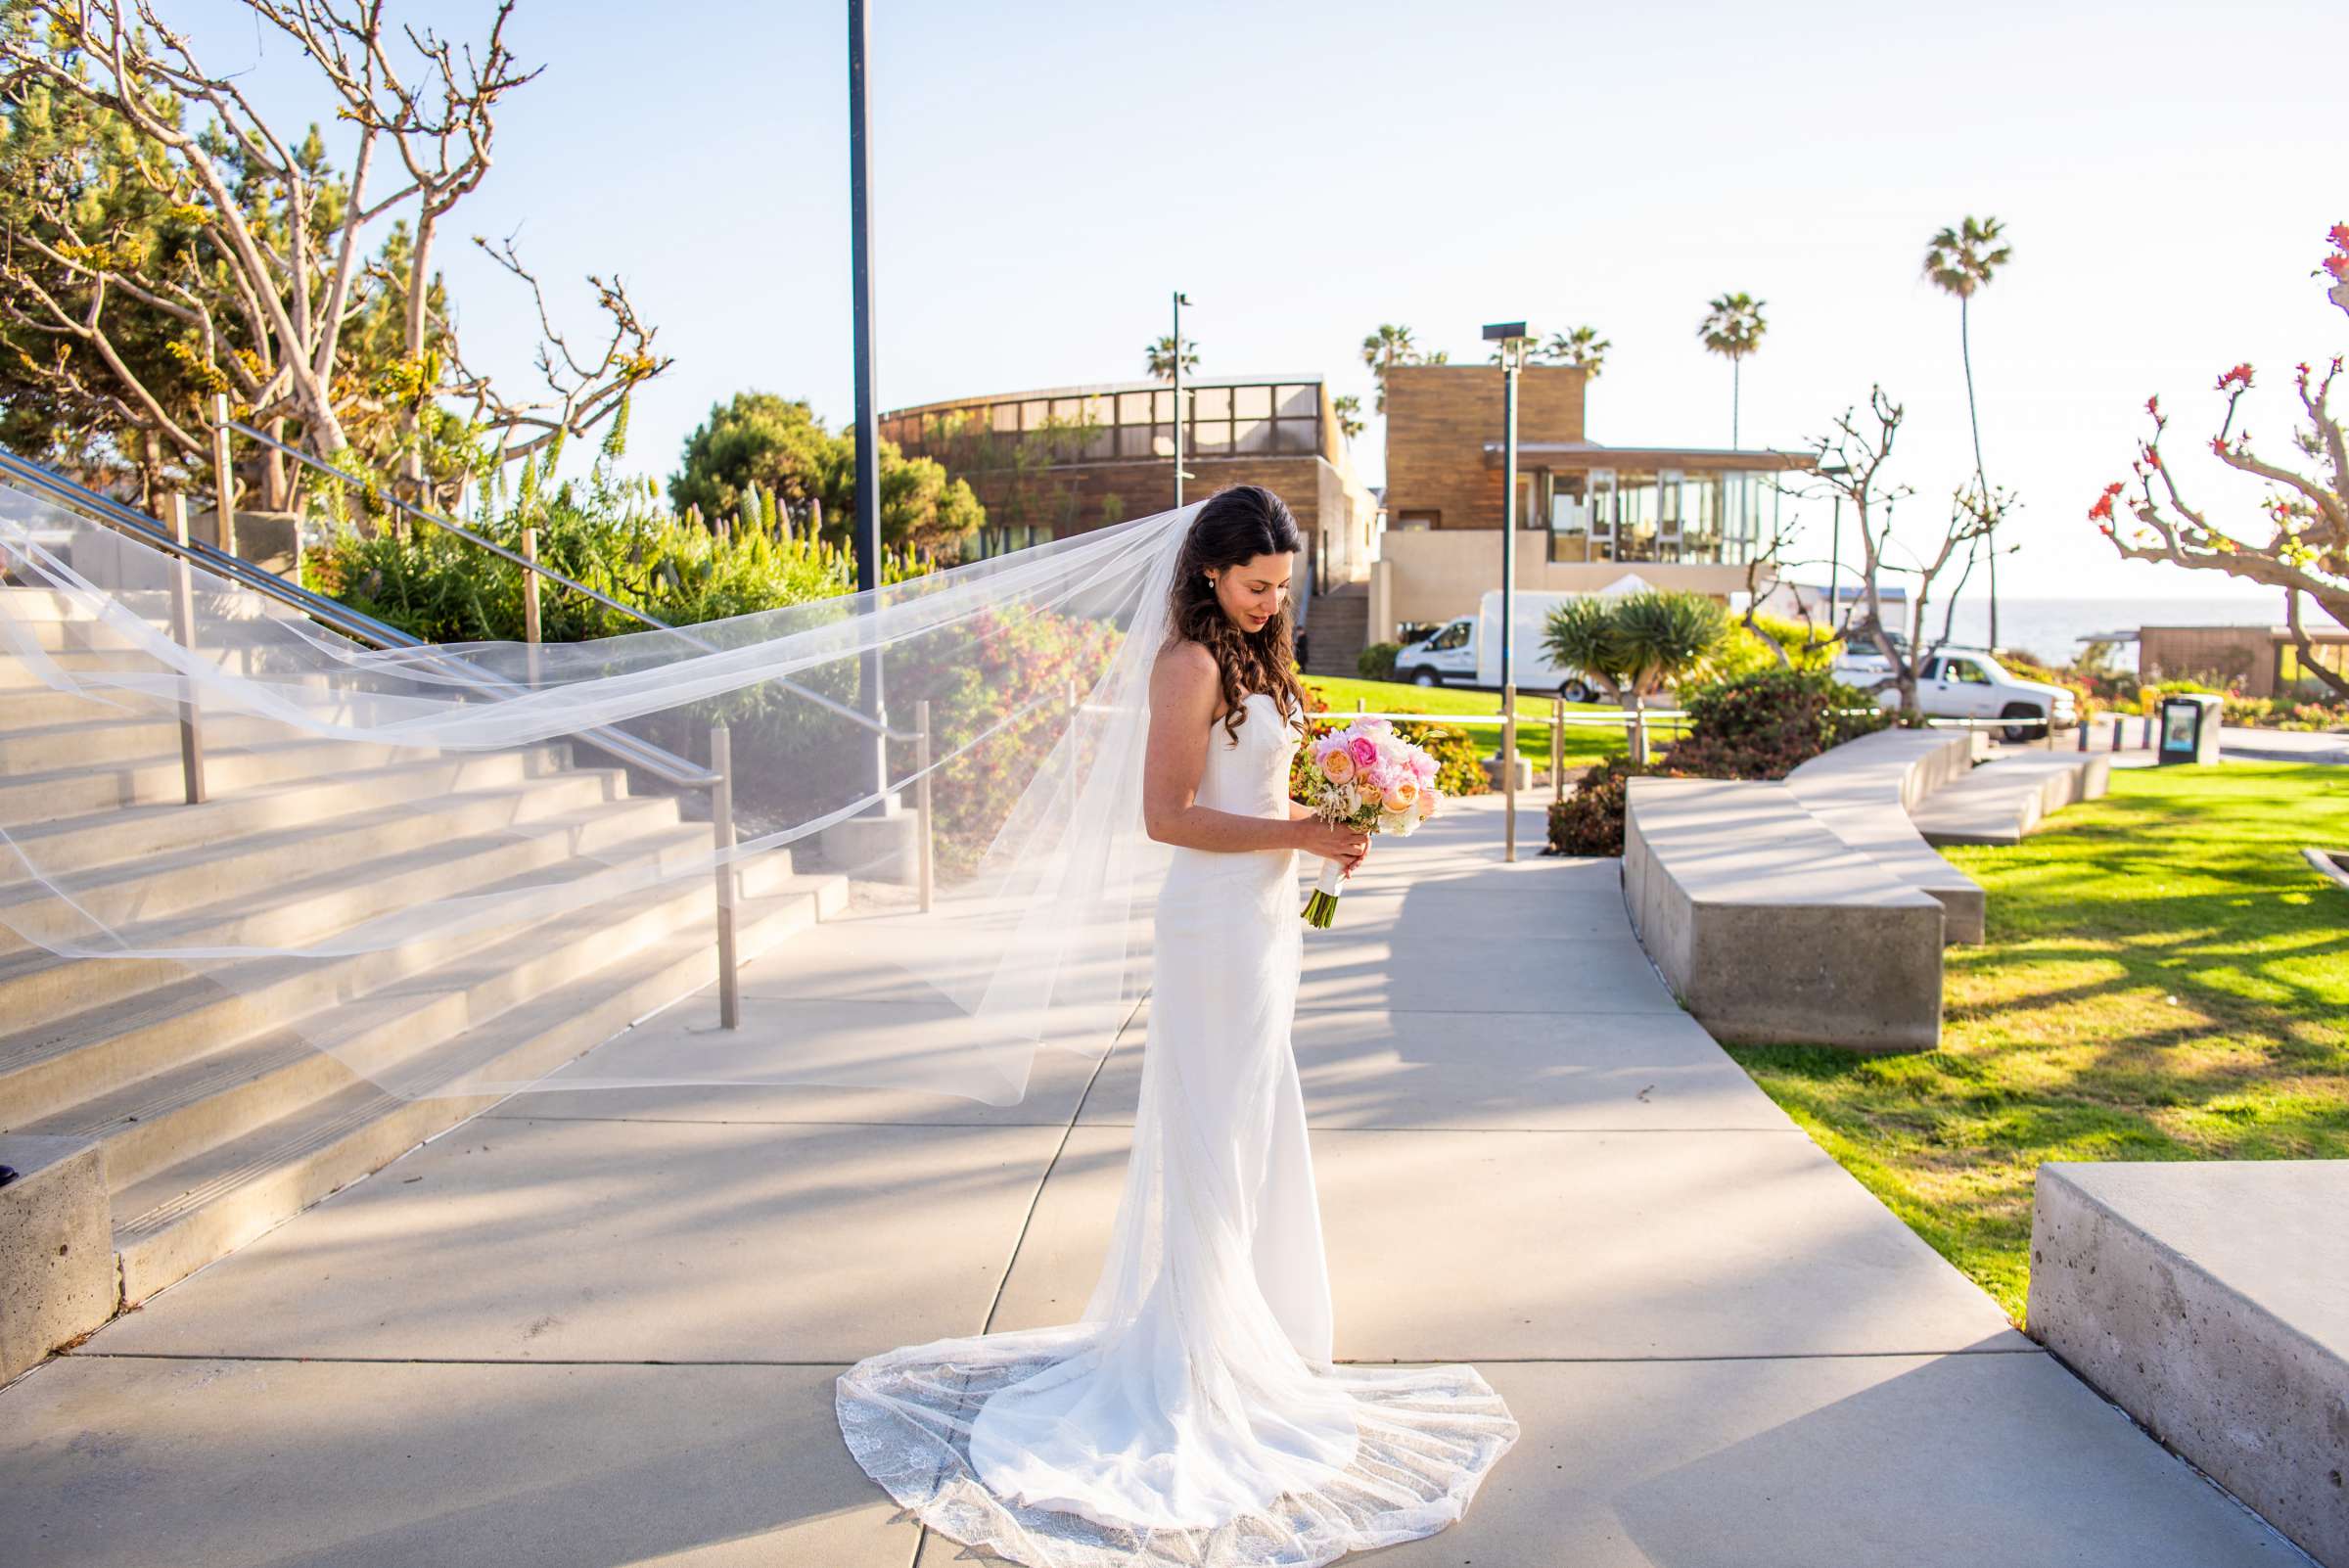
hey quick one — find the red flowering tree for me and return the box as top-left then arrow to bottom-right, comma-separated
2093,224 -> 2349,700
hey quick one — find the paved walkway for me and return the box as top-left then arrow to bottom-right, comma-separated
0,798 -> 2308,1566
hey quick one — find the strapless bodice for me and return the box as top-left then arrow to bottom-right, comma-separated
1190,690 -> 1302,820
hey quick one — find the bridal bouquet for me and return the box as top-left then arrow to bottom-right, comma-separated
1298,717 -> 1441,928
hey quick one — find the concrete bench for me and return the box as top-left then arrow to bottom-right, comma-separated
1784,729 -> 1988,944
1910,753 -> 2111,848
1623,776 -> 1945,1052
2029,1160 -> 2349,1568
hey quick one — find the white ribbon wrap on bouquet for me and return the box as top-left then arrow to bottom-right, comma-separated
1313,856 -> 1346,900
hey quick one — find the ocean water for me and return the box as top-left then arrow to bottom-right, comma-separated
1899,595 -> 2283,665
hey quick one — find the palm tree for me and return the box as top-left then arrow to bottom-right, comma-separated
1538,325 -> 1610,378
1145,334 -> 1198,382
1697,294 -> 1769,447
1543,590 -> 1730,756
1331,393 -> 1364,445
1359,324 -> 1446,412
1924,214 -> 2013,645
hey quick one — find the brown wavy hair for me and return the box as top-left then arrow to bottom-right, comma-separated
1169,484 -> 1309,741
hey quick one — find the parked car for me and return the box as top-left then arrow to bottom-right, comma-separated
1834,646 -> 2077,742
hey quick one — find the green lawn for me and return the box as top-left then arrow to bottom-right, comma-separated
1725,761 -> 2349,1326
1303,674 -> 1681,765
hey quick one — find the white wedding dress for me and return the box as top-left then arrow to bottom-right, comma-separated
837,691 -> 1517,1566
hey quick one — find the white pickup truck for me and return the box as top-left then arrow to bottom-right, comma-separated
1834,647 -> 2077,742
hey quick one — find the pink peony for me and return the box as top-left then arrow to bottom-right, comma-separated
1349,736 -> 1378,767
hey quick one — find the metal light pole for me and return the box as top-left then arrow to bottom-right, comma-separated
848,0 -> 887,808
1172,291 -> 1192,509
1484,321 -> 1528,861
1818,464 -> 1850,639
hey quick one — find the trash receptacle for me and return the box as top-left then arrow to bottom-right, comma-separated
2157,693 -> 2223,765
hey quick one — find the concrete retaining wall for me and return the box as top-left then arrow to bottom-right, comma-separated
2029,1160 -> 2349,1568
1784,729 -> 1988,944
1624,776 -> 1945,1051
0,1133 -> 115,1383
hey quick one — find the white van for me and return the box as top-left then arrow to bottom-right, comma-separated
1391,582 -> 1655,701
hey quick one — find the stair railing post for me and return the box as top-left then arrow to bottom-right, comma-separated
209,393 -> 238,560
162,493 -> 207,806
914,699 -> 935,913
710,722 -> 740,1030
520,521 -> 543,687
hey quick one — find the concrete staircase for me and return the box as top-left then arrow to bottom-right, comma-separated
0,585 -> 846,1312
1303,581 -> 1369,678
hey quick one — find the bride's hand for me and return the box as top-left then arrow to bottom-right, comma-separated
1295,817 -> 1369,869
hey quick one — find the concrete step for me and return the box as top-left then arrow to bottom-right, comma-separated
0,744 -> 565,881
0,735 -> 419,828
108,876 -> 843,1303
1911,754 -> 2113,848
0,683 -> 154,730
0,711 -> 302,773
1304,584 -> 1371,677
0,585 -> 296,623
0,766 -> 637,955
14,821 -> 723,1190
0,777 -> 654,1036
0,795 -> 683,1124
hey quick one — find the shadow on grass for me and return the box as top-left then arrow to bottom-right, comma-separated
1724,762 -> 2349,1322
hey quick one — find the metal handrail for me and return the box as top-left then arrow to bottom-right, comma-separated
0,446 -> 717,791
231,420 -> 912,744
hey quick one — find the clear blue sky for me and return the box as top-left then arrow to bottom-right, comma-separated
179,0 -> 2346,605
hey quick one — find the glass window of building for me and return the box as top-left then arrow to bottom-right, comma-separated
1276,384 -> 1317,419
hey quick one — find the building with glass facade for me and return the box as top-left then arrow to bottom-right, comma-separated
1371,364 -> 1813,641
878,375 -> 1378,589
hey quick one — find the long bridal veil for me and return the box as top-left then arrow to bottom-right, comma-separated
0,467 -> 1196,1105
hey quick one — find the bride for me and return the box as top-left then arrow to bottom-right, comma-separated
836,485 -> 1519,1567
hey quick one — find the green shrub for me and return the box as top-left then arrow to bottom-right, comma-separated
1545,669 -> 1887,854
1357,641 -> 1402,680
310,470 -> 932,644
1546,756 -> 1672,856
1703,615 -> 1842,682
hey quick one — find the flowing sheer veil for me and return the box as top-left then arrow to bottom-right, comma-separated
0,469 -> 1205,1107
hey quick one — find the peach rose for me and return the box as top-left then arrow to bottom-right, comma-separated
1318,746 -> 1356,784
1381,778 -> 1419,812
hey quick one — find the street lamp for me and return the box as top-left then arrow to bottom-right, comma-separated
1817,463 -> 1852,636
847,0 -> 887,809
1483,321 -> 1529,861
1172,291 -> 1194,510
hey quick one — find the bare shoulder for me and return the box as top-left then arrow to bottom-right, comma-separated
1152,639 -> 1220,695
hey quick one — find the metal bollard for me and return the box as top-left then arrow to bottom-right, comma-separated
711,723 -> 740,1030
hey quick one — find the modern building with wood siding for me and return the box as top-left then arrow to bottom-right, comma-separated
878,376 -> 1379,592
1370,363 -> 1814,641
2137,623 -> 2349,699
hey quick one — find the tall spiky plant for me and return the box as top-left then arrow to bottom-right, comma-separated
1698,294 -> 1768,448
1924,215 -> 2014,646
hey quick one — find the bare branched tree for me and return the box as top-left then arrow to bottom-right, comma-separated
0,0 -> 668,509
1800,387 -> 2002,716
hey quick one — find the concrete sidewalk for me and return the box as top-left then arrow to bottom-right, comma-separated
0,797 -> 2308,1566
